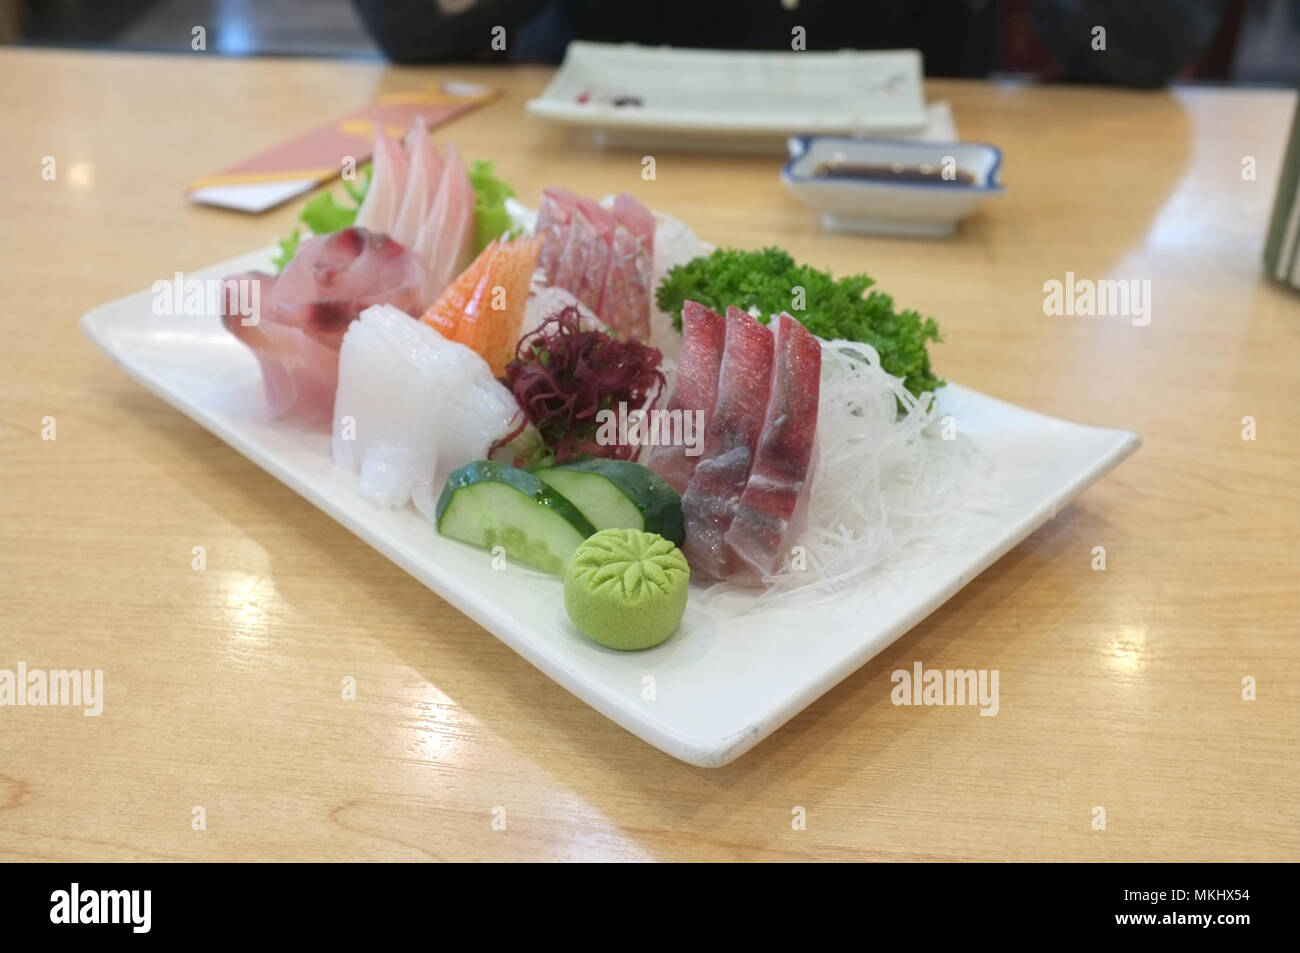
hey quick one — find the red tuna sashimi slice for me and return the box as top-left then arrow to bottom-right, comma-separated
679,306 -> 775,581
645,301 -> 727,494
722,312 -> 822,585
536,187 -> 579,280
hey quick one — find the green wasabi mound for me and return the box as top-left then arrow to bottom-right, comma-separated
564,529 -> 690,651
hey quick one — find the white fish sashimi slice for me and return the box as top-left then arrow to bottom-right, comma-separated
416,144 -> 474,304
353,128 -> 408,236
519,282 -> 605,340
442,162 -> 475,286
391,117 -> 443,247
333,304 -> 521,519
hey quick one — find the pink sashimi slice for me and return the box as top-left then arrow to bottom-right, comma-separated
624,241 -> 652,341
612,192 -> 655,244
598,222 -> 653,340
679,306 -> 775,581
221,277 -> 341,429
595,223 -> 634,337
416,143 -> 474,307
646,300 -> 727,494
577,197 -> 617,243
722,312 -> 822,586
391,116 -> 443,248
562,209 -> 609,315
610,192 -> 655,340
536,187 -> 579,280
436,146 -> 476,298
402,115 -> 446,201
577,232 -> 611,316
352,127 -> 408,236
550,217 -> 589,295
221,227 -> 426,429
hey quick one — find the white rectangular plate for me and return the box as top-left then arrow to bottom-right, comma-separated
83,248 -> 1139,767
526,42 -> 928,151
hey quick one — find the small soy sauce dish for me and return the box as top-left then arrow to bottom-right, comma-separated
782,136 -> 1004,237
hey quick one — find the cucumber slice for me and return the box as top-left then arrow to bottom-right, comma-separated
436,461 -> 596,574
533,459 -> 684,545
486,420 -> 554,471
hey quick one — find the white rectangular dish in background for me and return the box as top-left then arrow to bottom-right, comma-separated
82,248 -> 1138,767
526,42 -> 929,153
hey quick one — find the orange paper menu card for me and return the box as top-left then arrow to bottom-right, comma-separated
186,81 -> 498,213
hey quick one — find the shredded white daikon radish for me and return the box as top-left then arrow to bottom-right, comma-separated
701,338 -> 997,610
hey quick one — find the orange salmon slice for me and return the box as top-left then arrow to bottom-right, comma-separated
477,236 -> 542,376
421,239 -> 496,339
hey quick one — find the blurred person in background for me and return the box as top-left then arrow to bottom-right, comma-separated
352,0 -> 1231,87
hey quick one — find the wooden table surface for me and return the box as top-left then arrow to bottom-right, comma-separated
1,49 -> 1297,862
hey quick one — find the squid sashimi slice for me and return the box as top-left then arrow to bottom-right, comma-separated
333,304 -> 520,518
353,127 -> 408,235
391,117 -> 443,248
722,313 -> 822,586
421,240 -> 496,339
680,306 -> 775,580
646,301 -> 727,494
536,187 -> 579,280
332,308 -> 443,509
221,227 -> 427,430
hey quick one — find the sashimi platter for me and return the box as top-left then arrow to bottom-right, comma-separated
84,120 -> 1138,764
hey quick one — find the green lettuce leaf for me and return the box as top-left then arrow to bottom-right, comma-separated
656,246 -> 943,397
468,159 -> 520,253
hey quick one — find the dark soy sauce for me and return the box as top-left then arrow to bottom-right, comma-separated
813,161 -> 977,186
